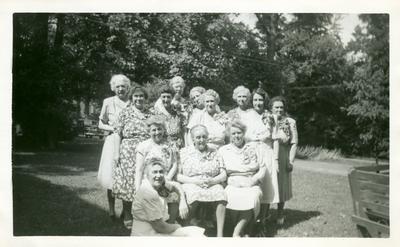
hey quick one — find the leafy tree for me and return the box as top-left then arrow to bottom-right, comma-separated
345,14 -> 389,162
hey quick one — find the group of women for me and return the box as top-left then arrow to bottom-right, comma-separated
97,74 -> 298,237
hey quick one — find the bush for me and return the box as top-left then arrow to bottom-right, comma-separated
296,145 -> 343,161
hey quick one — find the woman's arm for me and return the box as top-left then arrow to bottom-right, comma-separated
98,119 -> 114,132
208,169 -> 227,186
166,150 -> 178,181
166,181 -> 189,219
134,153 -> 145,190
150,219 -> 181,234
251,165 -> 266,186
113,134 -> 121,165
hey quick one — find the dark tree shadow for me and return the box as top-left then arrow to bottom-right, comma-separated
12,137 -> 103,175
253,208 -> 322,237
13,173 -> 130,236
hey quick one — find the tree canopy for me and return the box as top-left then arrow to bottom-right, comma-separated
12,13 -> 389,159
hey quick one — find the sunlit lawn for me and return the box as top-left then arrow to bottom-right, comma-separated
12,137 -> 358,237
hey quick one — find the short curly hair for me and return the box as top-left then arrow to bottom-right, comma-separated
189,86 -> 206,100
190,124 -> 209,139
269,96 -> 286,111
158,84 -> 175,97
109,74 -> 131,92
129,86 -> 149,100
146,115 -> 167,129
169,76 -> 186,89
199,89 -> 220,106
226,119 -> 247,137
232,85 -> 251,106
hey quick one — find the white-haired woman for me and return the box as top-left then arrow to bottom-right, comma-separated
169,76 -> 187,113
218,120 -> 266,237
97,74 -> 131,220
227,85 -> 252,121
187,89 -> 227,150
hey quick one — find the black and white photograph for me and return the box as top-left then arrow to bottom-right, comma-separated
1,0 -> 399,245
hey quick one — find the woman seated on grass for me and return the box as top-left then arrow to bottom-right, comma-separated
131,158 -> 205,236
177,124 -> 227,237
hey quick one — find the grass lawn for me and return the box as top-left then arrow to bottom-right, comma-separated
12,138 -> 358,237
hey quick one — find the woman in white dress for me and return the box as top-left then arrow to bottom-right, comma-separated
218,120 -> 266,237
187,89 -> 227,150
131,159 -> 204,236
184,86 -> 206,146
97,74 -> 131,220
246,87 -> 280,225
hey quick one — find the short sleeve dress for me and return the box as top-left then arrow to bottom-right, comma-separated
218,143 -> 264,218
179,145 -> 227,205
136,139 -> 179,203
97,96 -> 129,189
131,179 -> 205,237
112,104 -> 152,202
274,116 -> 298,202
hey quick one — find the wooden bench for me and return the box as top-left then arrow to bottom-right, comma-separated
348,165 -> 389,237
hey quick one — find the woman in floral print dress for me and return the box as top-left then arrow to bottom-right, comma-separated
178,124 -> 227,237
150,84 -> 185,150
112,86 -> 152,228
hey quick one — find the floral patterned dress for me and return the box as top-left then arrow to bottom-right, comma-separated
150,102 -> 185,150
136,138 -> 179,203
112,104 -> 152,202
273,116 -> 298,202
179,145 -> 227,205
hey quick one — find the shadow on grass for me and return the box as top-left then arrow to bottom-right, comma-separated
253,208 -> 322,237
13,172 -> 130,236
12,137 -> 103,175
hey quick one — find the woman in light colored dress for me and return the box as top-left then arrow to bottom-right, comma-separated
135,115 -> 180,223
184,86 -> 206,146
150,84 -> 185,150
218,120 -> 266,237
245,87 -> 280,225
131,159 -> 204,236
178,125 -> 227,237
97,74 -> 131,220
187,89 -> 227,150
227,85 -> 252,122
269,96 -> 298,225
112,86 -> 152,228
